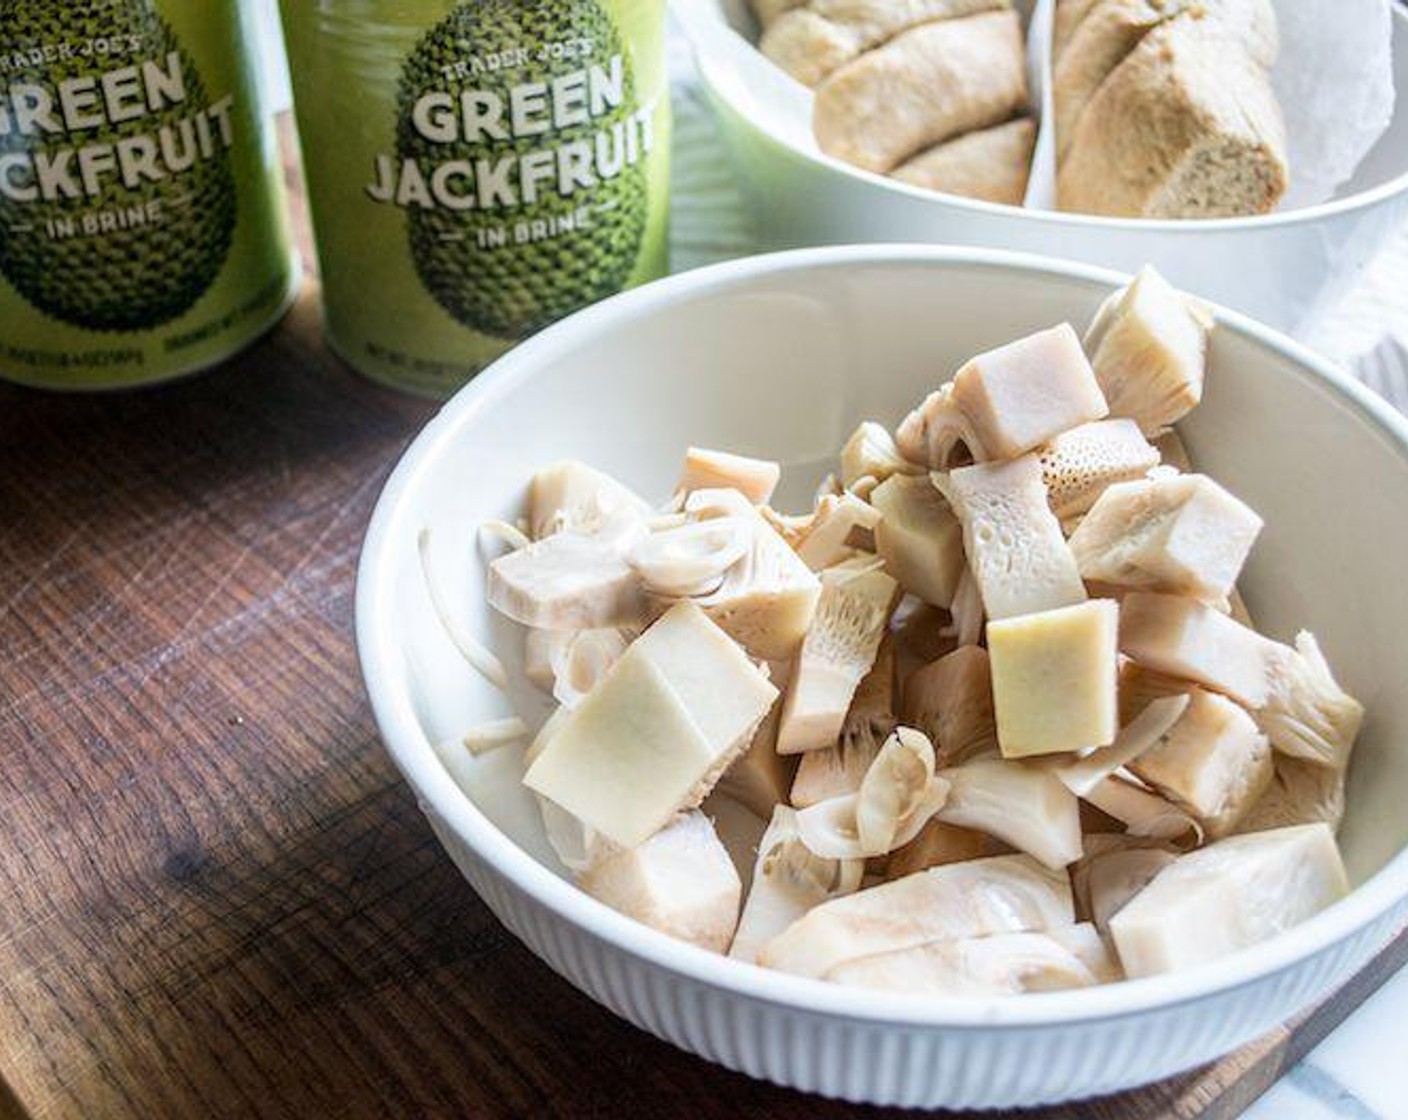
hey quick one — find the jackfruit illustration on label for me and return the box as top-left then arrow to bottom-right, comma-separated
369,0 -> 654,340
0,0 -> 238,333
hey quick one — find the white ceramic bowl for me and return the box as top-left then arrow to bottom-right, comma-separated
356,247 -> 1408,1109
674,1 -> 1408,338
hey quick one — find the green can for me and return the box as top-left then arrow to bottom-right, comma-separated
0,0 -> 298,391
281,0 -> 671,398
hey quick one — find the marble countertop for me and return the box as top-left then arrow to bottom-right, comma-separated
1250,963 -> 1408,1118
251,3 -> 1408,1114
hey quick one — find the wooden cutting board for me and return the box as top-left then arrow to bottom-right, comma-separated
1,135 -> 1404,1120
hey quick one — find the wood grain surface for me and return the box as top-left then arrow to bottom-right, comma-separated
0,129 -> 1405,1120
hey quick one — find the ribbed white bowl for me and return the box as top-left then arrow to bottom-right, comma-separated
356,247 -> 1408,1109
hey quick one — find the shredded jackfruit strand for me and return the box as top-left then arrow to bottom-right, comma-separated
848,475 -> 880,502
1051,695 -> 1190,797
478,518 -> 531,554
856,728 -> 937,853
765,836 -> 863,896
1087,774 -> 1204,848
648,510 -> 689,531
795,795 -> 863,860
950,570 -> 984,647
684,488 -> 755,521
1256,633 -> 1363,769
550,629 -> 627,709
630,518 -> 750,597
1242,756 -> 1345,832
797,777 -> 948,860
902,388 -> 983,469
538,792 -> 601,872
418,527 -> 510,692
461,717 -> 530,755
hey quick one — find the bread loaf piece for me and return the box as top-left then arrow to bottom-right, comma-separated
1056,11 -> 1288,218
763,0 -> 1010,87
814,10 -> 1029,173
750,0 -> 807,30
1053,0 -> 1103,59
892,118 -> 1037,204
762,10 -> 856,85
1054,0 -> 1277,161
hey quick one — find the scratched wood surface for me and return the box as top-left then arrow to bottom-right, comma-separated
2,136 -> 1407,1120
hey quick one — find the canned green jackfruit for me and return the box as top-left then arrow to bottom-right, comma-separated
0,0 -> 298,390
281,0 -> 670,398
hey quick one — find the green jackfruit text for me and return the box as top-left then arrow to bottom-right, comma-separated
0,0 -> 237,332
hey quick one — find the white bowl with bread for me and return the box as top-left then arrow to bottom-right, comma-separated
356,246 -> 1408,1109
674,0 -> 1408,336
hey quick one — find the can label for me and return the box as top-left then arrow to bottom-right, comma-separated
0,0 -> 296,389
283,0 -> 670,397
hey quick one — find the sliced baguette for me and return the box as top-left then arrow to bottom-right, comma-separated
761,10 -> 856,86
1056,12 -> 1288,218
763,0 -> 1010,87
750,0 -> 807,30
892,117 -> 1037,204
1054,0 -> 1277,162
1053,0 -> 1104,60
814,10 -> 1029,173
